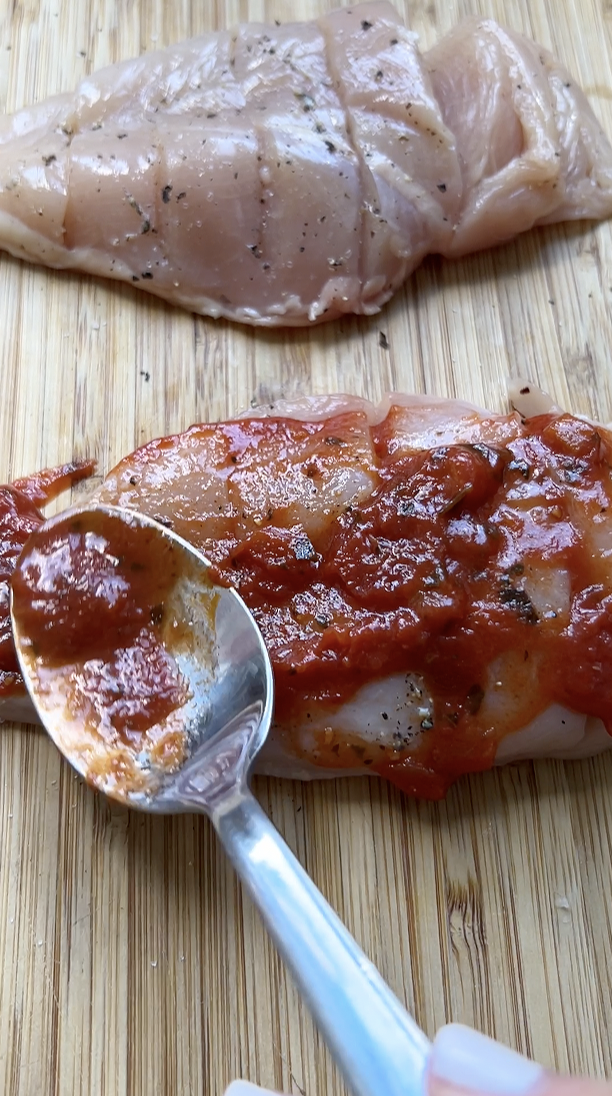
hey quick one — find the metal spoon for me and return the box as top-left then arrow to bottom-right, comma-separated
10,504 -> 430,1096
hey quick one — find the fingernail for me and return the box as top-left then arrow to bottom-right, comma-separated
430,1024 -> 545,1095
223,1083 -> 285,1096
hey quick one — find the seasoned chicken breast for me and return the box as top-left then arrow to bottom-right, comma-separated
0,3 -> 609,324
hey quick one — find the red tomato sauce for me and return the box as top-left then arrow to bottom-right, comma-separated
0,461 -> 94,696
12,510 -> 188,741
206,413 -> 612,798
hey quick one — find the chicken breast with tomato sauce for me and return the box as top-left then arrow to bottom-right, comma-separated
2,388 -> 612,799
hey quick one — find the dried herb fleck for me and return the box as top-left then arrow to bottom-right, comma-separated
500,585 -> 538,624
292,534 -> 316,561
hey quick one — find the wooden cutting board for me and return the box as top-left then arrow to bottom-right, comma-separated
1,0 -> 612,1093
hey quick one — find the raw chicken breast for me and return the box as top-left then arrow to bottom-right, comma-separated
2,389 -> 612,799
426,19 -> 612,254
0,3 -> 610,325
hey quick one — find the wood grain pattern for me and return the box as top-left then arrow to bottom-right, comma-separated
1,0 -> 612,1092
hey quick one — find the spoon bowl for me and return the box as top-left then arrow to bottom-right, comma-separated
11,503 -> 430,1096
11,504 -> 273,811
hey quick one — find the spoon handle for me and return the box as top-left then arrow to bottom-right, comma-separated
212,786 -> 430,1096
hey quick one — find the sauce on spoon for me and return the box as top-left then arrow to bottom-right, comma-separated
11,508 -> 218,799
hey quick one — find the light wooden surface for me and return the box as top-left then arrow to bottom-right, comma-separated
1,1 -> 612,1093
